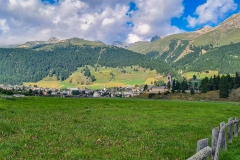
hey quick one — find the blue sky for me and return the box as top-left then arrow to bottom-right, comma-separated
0,0 -> 239,45
173,0 -> 240,31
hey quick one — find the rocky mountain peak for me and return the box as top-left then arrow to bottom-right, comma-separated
150,35 -> 160,42
112,41 -> 128,48
195,26 -> 213,34
217,13 -> 240,29
46,37 -> 61,44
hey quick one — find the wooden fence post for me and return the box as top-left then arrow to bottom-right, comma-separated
212,127 -> 219,160
235,117 -> 239,137
197,138 -> 209,160
220,122 -> 227,150
228,118 -> 233,143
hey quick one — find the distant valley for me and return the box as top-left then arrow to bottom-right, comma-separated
0,38 -> 171,88
1,13 -> 240,88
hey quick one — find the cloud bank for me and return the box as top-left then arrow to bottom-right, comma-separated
0,0 -> 185,45
0,0 -> 238,45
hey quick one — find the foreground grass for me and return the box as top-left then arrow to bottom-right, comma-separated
0,97 -> 240,159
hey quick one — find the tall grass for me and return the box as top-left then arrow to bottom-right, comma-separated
0,97 -> 239,159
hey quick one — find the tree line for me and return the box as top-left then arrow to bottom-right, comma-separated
171,72 -> 240,98
199,72 -> 240,98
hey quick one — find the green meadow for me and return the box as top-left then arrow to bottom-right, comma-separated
0,97 -> 240,159
24,66 -> 164,89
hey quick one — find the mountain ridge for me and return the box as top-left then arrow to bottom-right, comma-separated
17,37 -> 105,49
2,13 -> 240,87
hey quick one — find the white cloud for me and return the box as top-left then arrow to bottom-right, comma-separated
126,0 -> 184,43
126,33 -> 143,43
134,23 -> 151,35
187,0 -> 238,28
0,19 -> 9,33
102,18 -> 115,26
0,0 -> 185,45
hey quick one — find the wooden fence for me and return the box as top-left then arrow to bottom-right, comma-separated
187,117 -> 239,160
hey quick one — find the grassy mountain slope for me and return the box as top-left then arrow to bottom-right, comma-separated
128,13 -> 240,62
129,33 -> 194,55
25,66 -> 165,89
0,44 -> 173,86
192,28 -> 240,47
127,13 -> 240,75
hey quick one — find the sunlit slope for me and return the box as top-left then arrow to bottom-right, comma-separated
192,28 -> 240,47
128,32 -> 193,54
24,66 -> 165,89
128,13 -> 240,56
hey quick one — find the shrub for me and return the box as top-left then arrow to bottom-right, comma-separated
148,93 -> 156,98
164,91 -> 170,95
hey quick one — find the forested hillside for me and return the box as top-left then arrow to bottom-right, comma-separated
187,42 -> 240,73
127,13 -> 240,75
144,39 -> 240,74
0,44 -> 172,84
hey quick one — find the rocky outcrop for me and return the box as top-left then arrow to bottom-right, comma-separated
217,14 -> 240,29
112,41 -> 128,48
150,35 -> 160,42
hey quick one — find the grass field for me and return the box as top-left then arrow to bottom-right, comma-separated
183,70 -> 219,80
0,97 -> 240,159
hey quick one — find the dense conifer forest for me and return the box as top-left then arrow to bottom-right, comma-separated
0,44 -> 172,84
188,42 -> 240,73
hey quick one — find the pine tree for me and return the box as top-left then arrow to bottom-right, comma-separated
171,79 -> 176,93
190,88 -> 195,95
181,80 -> 186,93
226,74 -> 233,89
219,75 -> 230,98
234,72 -> 240,88
175,80 -> 180,90
200,78 -> 207,93
194,82 -> 198,90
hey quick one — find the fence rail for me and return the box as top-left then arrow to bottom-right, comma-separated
187,117 -> 239,160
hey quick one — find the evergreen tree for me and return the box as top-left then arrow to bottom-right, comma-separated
171,79 -> 176,93
234,72 -> 240,88
193,74 -> 197,80
181,80 -> 186,93
188,80 -> 192,90
207,77 -> 214,91
200,78 -> 207,93
219,75 -> 230,98
226,74 -> 234,89
194,82 -> 198,90
190,88 -> 195,95
175,80 -> 180,90
29,89 -> 33,95
213,75 -> 218,90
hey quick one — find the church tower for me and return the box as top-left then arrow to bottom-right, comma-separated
166,73 -> 173,88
